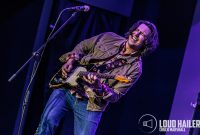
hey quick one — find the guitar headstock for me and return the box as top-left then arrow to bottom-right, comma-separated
115,75 -> 130,83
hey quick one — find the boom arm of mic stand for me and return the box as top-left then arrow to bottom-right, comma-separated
8,12 -> 77,82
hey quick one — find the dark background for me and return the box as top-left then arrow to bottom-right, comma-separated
0,0 -> 197,134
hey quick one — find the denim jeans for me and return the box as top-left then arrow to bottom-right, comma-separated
35,88 -> 102,135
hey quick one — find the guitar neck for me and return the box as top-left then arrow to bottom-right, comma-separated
78,71 -> 115,79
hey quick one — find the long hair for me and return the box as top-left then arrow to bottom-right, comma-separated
125,20 -> 159,57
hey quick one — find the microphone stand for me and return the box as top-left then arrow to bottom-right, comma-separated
8,10 -> 78,135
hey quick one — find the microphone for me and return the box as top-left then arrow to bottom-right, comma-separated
65,5 -> 90,12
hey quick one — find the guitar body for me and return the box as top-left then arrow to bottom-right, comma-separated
49,67 -> 87,88
49,66 -> 130,89
65,67 -> 87,86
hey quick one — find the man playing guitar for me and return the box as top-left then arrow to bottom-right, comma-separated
35,20 -> 159,135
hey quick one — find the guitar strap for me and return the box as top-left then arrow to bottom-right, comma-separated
89,51 -> 140,89
91,58 -> 127,73
88,39 -> 141,73
90,52 -> 140,73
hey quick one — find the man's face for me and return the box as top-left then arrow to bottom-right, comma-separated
128,23 -> 151,50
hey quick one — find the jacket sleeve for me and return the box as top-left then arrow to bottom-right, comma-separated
102,62 -> 142,103
59,33 -> 104,62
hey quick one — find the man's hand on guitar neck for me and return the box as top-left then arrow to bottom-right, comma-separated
61,58 -> 75,78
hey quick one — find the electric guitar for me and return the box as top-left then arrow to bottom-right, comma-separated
49,66 -> 130,89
